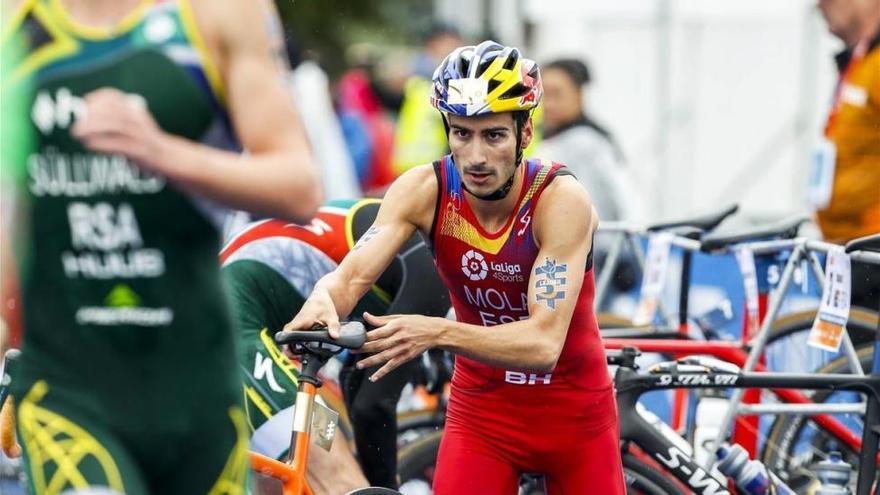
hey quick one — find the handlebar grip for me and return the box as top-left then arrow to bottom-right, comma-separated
274,321 -> 367,350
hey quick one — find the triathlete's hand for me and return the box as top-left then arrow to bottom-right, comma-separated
356,312 -> 438,382
71,87 -> 169,172
282,287 -> 342,356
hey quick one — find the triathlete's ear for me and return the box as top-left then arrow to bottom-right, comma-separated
520,116 -> 534,150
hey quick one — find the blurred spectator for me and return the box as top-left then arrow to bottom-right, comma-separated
337,44 -> 397,194
286,34 -> 362,200
536,58 -> 642,221
813,0 -> 880,312
812,0 -> 880,242
391,24 -> 462,177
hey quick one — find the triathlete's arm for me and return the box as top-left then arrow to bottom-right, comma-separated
70,0 -> 321,222
359,176 -> 596,380
283,166 -> 438,337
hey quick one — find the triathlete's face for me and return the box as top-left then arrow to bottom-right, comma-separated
447,113 -> 532,197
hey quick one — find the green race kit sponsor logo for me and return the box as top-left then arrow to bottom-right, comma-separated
75,283 -> 173,327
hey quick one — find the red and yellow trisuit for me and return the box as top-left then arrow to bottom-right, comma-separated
428,154 -> 624,494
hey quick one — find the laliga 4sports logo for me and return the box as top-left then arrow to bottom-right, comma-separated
461,250 -> 523,283
461,250 -> 488,281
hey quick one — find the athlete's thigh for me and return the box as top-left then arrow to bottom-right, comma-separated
432,425 -> 519,495
542,423 -> 625,495
15,380 -> 148,495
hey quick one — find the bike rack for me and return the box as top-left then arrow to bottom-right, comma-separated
706,238 -> 880,470
594,225 -> 879,474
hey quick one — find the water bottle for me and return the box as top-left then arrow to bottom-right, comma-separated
716,443 -> 796,495
815,452 -> 852,495
716,443 -> 770,494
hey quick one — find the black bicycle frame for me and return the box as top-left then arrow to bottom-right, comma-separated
611,348 -> 880,495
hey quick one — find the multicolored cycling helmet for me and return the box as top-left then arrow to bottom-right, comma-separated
430,40 -> 543,117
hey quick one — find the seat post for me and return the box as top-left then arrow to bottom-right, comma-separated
287,354 -> 325,471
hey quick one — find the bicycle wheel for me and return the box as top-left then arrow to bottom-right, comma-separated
346,488 -> 403,495
764,306 -> 878,346
761,344 -> 876,494
762,307 -> 877,374
622,454 -> 684,495
396,408 -> 445,450
397,430 -> 682,494
397,430 -> 441,494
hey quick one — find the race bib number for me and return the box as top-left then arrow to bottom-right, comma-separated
735,247 -> 760,338
633,233 -> 673,326
807,137 -> 837,210
808,247 -> 851,352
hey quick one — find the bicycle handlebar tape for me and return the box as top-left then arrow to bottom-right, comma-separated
274,321 -> 367,350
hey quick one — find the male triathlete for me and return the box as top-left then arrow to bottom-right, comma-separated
221,199 -> 449,490
283,41 -> 625,494
2,0 -> 321,493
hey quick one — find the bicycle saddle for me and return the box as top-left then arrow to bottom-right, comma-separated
275,321 -> 367,351
647,204 -> 738,233
700,215 -> 808,253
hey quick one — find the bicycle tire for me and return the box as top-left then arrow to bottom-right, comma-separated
761,344 -> 877,494
397,430 -> 682,494
345,488 -> 402,495
397,429 -> 442,487
598,307 -> 877,345
397,408 -> 445,452
763,306 -> 877,347
397,409 -> 445,434
622,453 -> 684,495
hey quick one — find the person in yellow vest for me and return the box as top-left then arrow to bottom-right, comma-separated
392,24 -> 463,177
814,0 -> 880,312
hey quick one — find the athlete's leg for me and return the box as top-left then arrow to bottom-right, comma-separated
541,422 -> 625,495
306,431 -> 369,494
345,356 -> 418,488
432,423 -> 519,495
15,380 -> 148,495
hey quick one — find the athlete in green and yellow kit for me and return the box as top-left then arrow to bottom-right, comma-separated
1,0 -> 322,493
